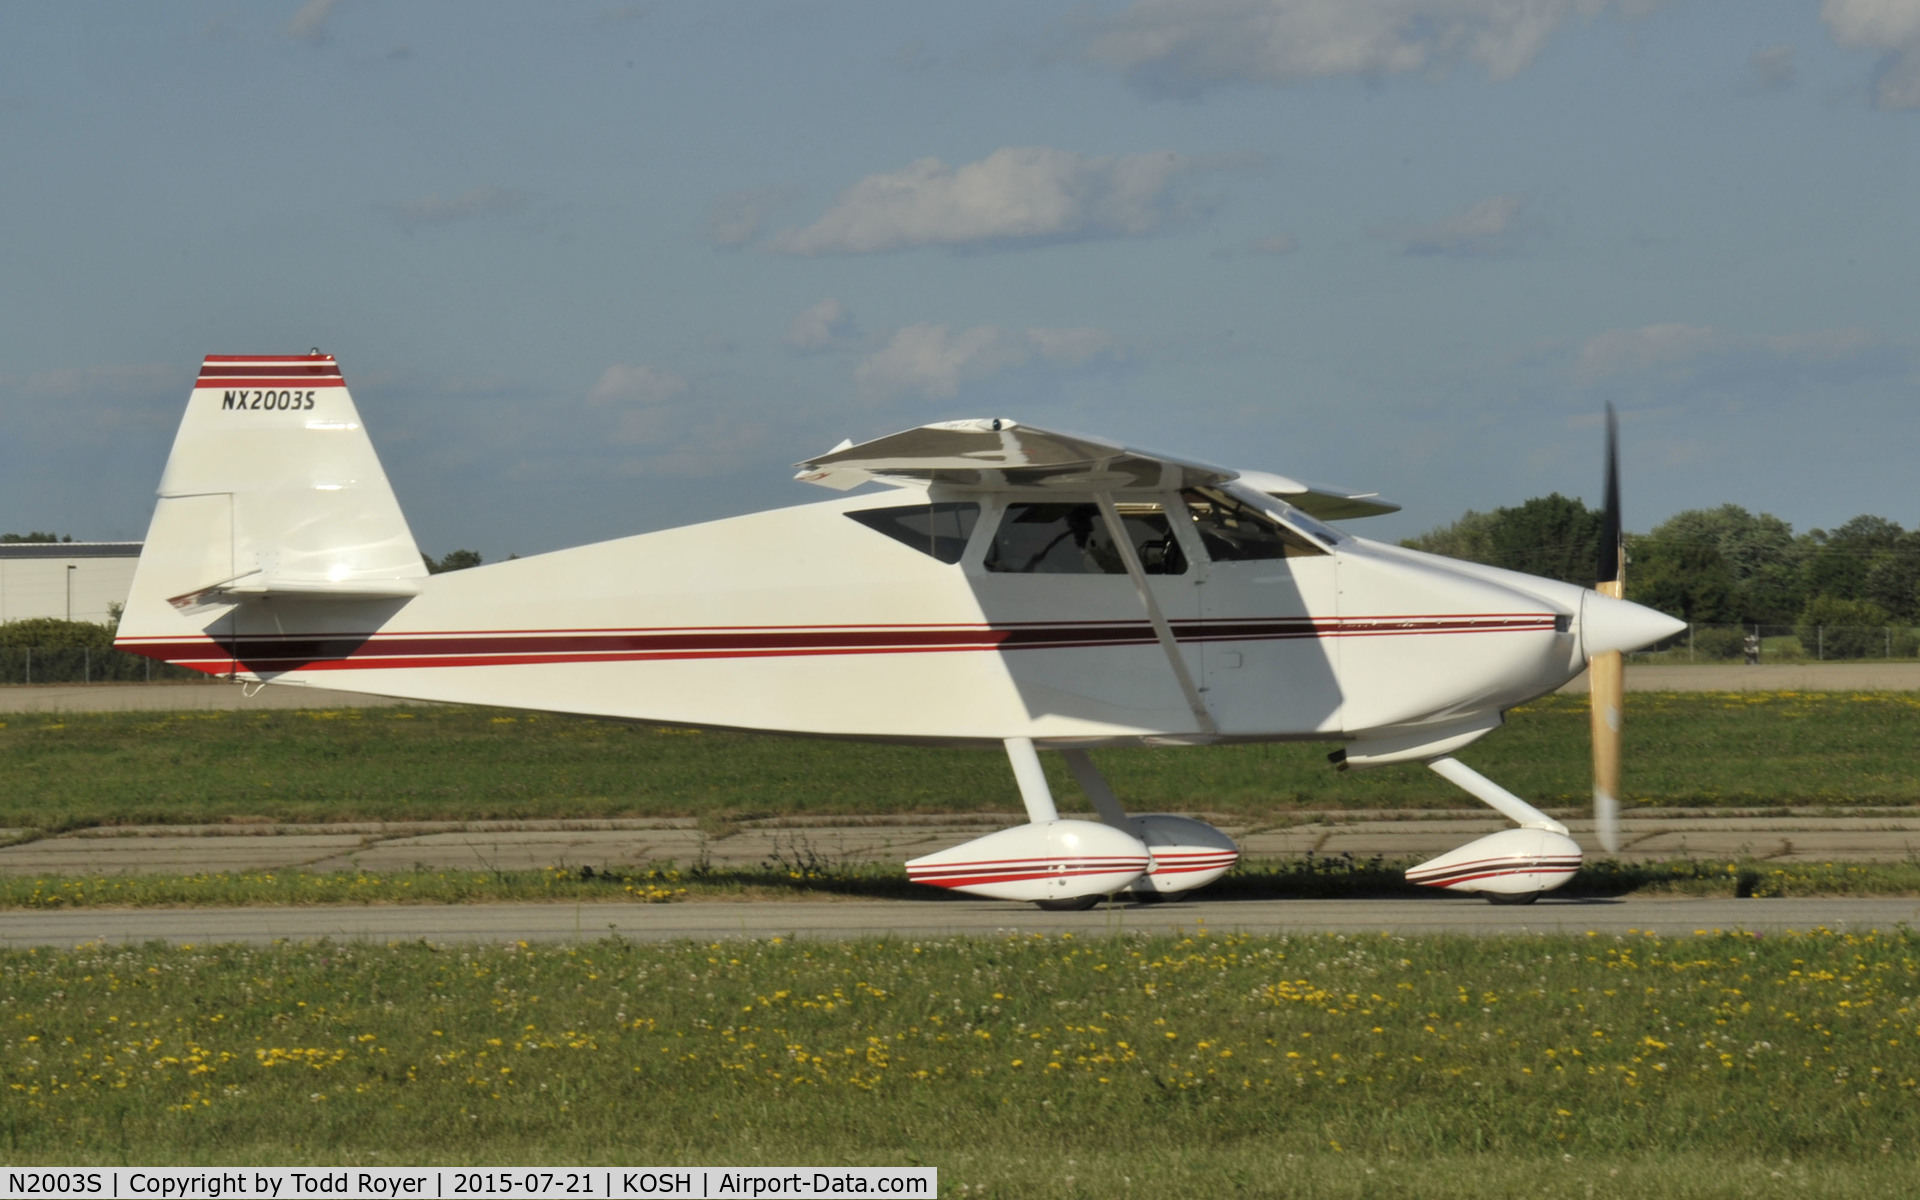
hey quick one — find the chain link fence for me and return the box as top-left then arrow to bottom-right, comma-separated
0,647 -> 207,684
1630,624 -> 1920,663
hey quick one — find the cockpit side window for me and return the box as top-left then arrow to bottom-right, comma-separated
1181,487 -> 1327,560
983,502 -> 1187,575
846,501 -> 980,564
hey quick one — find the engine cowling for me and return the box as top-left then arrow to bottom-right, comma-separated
1405,828 -> 1583,898
905,820 -> 1150,902
1124,815 -> 1240,895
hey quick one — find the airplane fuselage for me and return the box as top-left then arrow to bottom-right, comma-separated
120,485 -> 1593,747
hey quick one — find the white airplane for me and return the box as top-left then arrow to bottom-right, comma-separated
116,354 -> 1682,908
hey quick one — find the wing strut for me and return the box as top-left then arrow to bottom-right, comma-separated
1093,491 -> 1217,737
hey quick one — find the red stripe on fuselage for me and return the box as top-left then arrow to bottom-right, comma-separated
115,613 -> 1560,674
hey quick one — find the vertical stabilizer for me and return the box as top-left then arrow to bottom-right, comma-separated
117,354 -> 425,663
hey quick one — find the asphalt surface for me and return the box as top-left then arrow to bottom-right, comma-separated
4,896 -> 1915,948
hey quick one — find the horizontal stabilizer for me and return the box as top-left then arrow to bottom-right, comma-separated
167,572 -> 421,613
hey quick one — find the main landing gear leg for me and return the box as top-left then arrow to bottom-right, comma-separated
1060,748 -> 1130,829
1060,748 -> 1240,902
1004,737 -> 1061,824
1407,756 -> 1583,903
1009,739 -> 1103,911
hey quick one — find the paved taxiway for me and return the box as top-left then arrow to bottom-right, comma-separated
4,896 -> 1916,948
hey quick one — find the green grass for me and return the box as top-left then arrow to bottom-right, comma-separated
3,930 -> 1918,1195
6,856 -> 1920,910
4,691 -> 1920,832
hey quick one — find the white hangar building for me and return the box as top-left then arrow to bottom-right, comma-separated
0,542 -> 143,624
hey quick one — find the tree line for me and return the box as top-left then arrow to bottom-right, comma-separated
1401,496 -> 1920,651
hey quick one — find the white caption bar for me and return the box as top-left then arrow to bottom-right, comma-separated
0,1169 -> 936,1200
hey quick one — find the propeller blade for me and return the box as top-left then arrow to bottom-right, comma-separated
1589,647 -> 1622,853
1592,402 -> 1624,854
1597,403 -> 1621,585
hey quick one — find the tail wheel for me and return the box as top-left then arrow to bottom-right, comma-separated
1034,894 -> 1102,912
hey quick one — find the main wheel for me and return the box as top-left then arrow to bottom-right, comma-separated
1034,894 -> 1102,912
1484,891 -> 1540,906
1128,889 -> 1188,905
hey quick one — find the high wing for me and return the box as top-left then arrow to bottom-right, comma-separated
794,418 -> 1399,518
1233,469 -> 1399,520
793,418 -> 1232,492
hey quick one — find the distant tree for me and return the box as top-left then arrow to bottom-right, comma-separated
1403,494 -> 1605,586
1796,595 -> 1893,659
423,549 -> 484,574
1802,515 -> 1905,606
0,617 -> 116,649
1863,535 -> 1920,623
1637,505 -> 1807,624
0,532 -> 72,543
1400,509 -> 1499,564
1629,540 -> 1739,624
1487,494 -> 1607,585
1404,500 -> 1920,625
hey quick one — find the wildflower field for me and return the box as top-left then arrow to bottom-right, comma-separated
4,690 -> 1920,831
3,930 -> 1918,1195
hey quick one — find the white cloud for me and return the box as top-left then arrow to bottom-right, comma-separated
1748,45 -> 1796,92
379,186 -> 532,232
785,298 -> 858,351
1381,193 -> 1527,257
705,184 -> 799,248
765,146 -> 1218,256
1574,323 -> 1722,381
1080,0 -> 1671,96
1823,0 -> 1920,109
587,364 -> 688,406
855,324 -> 1119,400
286,0 -> 344,45
1573,323 -> 1892,387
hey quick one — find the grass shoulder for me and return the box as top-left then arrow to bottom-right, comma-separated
5,691 -> 1920,830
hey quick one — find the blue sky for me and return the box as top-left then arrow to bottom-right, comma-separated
2,1 -> 1916,559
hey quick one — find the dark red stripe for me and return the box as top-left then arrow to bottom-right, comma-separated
196,378 -> 349,388
202,355 -> 337,363
908,858 -> 1151,888
1408,860 -> 1582,887
1148,855 -> 1239,875
198,364 -> 342,377
116,612 -> 1560,674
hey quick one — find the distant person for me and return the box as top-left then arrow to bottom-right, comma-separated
1744,632 -> 1760,665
